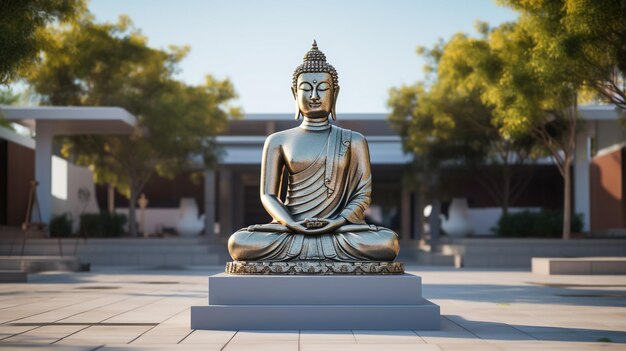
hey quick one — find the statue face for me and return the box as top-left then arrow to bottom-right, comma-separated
296,72 -> 333,118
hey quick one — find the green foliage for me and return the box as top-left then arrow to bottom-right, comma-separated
389,17 -> 585,237
494,210 -> 583,237
27,14 -> 239,236
0,0 -> 85,84
79,213 -> 127,237
0,88 -> 20,130
499,0 -> 626,110
49,213 -> 74,237
388,32 -> 539,212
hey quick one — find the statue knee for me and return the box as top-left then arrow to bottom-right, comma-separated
378,229 -> 400,259
227,230 -> 253,261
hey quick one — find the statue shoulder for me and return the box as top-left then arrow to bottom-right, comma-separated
346,128 -> 367,146
264,129 -> 292,147
331,125 -> 368,148
350,130 -> 366,143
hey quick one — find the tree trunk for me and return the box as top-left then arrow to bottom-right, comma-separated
502,169 -> 511,217
562,158 -> 572,239
128,190 -> 139,237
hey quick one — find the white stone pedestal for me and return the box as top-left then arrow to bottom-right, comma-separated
191,273 -> 440,330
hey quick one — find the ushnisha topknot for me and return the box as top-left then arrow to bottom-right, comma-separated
292,40 -> 339,90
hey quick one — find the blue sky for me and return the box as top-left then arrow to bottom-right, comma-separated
89,0 -> 518,113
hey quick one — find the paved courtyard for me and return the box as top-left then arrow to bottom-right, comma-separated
0,265 -> 625,350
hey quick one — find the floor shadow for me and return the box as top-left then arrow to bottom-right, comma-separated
423,283 -> 626,307
439,315 -> 626,344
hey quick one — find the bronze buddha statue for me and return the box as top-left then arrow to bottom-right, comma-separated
227,41 -> 400,265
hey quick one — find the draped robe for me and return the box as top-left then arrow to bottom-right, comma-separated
228,125 -> 399,262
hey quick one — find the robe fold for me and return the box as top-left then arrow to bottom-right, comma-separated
228,125 -> 399,262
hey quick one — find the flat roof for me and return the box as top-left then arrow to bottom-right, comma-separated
0,126 -> 35,149
578,104 -> 623,120
240,107 -> 624,122
0,106 -> 137,134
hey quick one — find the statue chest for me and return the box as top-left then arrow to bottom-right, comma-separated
282,134 -> 328,174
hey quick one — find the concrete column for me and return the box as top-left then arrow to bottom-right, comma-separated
429,198 -> 441,251
265,121 -> 276,136
218,167 -> 233,238
204,169 -> 216,238
574,123 -> 592,232
34,121 -> 53,224
412,191 -> 423,240
232,172 -> 244,230
400,189 -> 411,241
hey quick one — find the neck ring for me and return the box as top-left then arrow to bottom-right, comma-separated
300,116 -> 330,131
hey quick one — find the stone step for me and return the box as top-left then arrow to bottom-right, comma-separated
192,273 -> 440,330
191,303 -> 440,330
532,257 -> 626,275
0,271 -> 27,283
84,253 -> 231,266
0,256 -> 87,273
208,273 -> 424,305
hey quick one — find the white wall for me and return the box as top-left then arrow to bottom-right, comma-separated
51,155 -> 100,232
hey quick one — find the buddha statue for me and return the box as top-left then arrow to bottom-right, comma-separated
227,41 -> 400,266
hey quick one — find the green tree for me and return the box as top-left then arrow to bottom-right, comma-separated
465,22 -> 582,238
0,88 -> 20,129
27,15 -> 239,236
0,0 -> 85,84
391,19 -> 583,238
499,0 -> 626,110
388,34 -> 536,219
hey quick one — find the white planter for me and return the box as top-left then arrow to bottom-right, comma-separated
176,198 -> 205,237
441,198 -> 474,237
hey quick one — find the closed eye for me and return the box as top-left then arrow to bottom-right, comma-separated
317,82 -> 330,91
299,82 -> 312,91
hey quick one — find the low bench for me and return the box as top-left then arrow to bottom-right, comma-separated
0,271 -> 27,283
532,257 -> 626,275
0,256 -> 87,273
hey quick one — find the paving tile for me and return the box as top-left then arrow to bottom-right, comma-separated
1,266 -> 625,350
353,330 -> 426,344
0,344 -> 98,350
131,334 -> 188,344
300,330 -> 356,344
492,341 -> 626,350
59,325 -> 152,344
100,345 -> 222,351
0,325 -> 36,339
438,344 -> 502,351
230,329 -> 299,342
300,344 -> 442,351
180,329 -> 235,344
224,341 -> 299,351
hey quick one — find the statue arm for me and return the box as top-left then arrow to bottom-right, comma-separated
259,135 -> 310,234
260,135 -> 294,226
339,133 -> 372,224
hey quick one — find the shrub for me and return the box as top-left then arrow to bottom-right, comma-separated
79,213 -> 127,237
49,213 -> 74,237
494,209 -> 583,237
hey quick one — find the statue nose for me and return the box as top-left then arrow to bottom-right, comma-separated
310,91 -> 320,102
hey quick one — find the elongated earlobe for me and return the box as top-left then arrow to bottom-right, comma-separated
294,101 -> 302,120
291,86 -> 302,120
331,86 -> 340,121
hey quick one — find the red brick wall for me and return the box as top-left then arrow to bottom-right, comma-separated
3,142 -> 35,226
590,146 -> 625,231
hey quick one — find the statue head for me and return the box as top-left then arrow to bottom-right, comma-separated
292,41 -> 340,121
